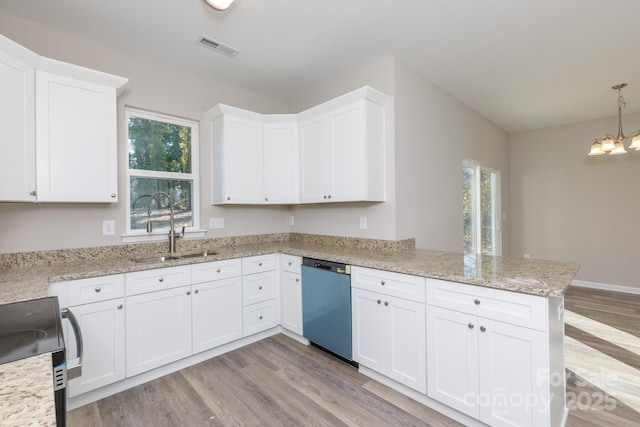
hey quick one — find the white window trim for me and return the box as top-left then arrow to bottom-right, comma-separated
123,107 -> 201,242
463,159 -> 502,256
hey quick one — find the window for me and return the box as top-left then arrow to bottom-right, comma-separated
463,160 -> 501,255
126,108 -> 199,236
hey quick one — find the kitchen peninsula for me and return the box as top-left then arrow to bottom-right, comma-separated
0,233 -> 579,427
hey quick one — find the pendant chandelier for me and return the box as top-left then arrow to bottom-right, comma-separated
588,83 -> 640,156
203,0 -> 234,11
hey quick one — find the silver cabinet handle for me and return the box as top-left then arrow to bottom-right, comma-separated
194,289 -> 199,294
480,326 -> 486,332
328,195 -> 332,199
259,315 -> 263,320
259,286 -> 263,290
111,193 -> 116,198
474,299 -> 480,305
186,290 -> 191,295
227,197 -> 231,200
159,277 -> 164,282
95,287 -> 101,293
117,304 -> 123,310
288,261 -> 292,266
295,278 -> 300,282
380,280 -> 385,286
258,262 -> 263,267
468,323 -> 474,329
384,301 -> 389,306
377,299 -> 381,304
265,197 -> 268,202
216,268 -> 221,273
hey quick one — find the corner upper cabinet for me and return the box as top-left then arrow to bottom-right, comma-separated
298,87 -> 389,203
0,35 -> 39,201
35,58 -> 127,202
207,104 -> 299,205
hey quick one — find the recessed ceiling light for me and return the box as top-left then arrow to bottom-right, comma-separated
203,0 -> 234,11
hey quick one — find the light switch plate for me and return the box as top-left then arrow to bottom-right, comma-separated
289,216 -> 294,226
359,216 -> 367,229
210,217 -> 225,229
102,220 -> 115,236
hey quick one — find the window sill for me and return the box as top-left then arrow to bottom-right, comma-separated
121,229 -> 207,244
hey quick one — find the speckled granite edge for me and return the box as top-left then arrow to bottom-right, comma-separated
0,353 -> 56,426
0,233 -> 413,268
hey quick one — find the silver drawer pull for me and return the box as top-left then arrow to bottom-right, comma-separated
194,289 -> 199,294
95,287 -> 102,293
377,299 -> 381,304
295,278 -> 300,282
480,326 -> 486,332
111,193 -> 116,198
288,262 -> 292,266
159,277 -> 164,282
384,301 -> 389,306
474,299 -> 480,305
186,290 -> 191,295
380,280 -> 385,286
259,315 -> 263,320
216,268 -> 221,273
258,262 -> 263,267
259,286 -> 263,290
117,304 -> 123,310
468,323 -> 474,329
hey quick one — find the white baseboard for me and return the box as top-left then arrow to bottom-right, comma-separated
571,280 -> 640,295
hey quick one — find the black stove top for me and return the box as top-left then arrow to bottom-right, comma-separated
0,297 -> 64,365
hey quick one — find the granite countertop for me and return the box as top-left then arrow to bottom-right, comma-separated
0,241 -> 580,306
0,353 -> 56,427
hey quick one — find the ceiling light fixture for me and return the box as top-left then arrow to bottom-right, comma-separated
588,83 -> 640,156
203,0 -> 234,11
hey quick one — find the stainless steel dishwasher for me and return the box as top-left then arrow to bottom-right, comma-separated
301,257 -> 355,364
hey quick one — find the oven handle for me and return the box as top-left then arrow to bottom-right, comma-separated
61,307 -> 83,380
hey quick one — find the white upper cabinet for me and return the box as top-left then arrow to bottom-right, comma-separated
298,87 -> 389,203
206,86 -> 389,205
0,35 -> 127,203
0,35 -> 39,201
207,105 -> 299,205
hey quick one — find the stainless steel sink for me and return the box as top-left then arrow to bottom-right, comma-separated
131,251 -> 218,263
131,255 -> 181,263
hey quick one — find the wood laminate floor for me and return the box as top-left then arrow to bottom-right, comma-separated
69,286 -> 640,426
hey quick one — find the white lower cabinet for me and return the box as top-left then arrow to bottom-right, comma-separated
192,276 -> 242,354
126,285 -> 193,377
67,298 -> 125,397
351,288 -> 426,393
280,270 -> 302,335
426,278 -> 554,427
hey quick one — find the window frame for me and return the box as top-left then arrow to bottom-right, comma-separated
463,159 -> 502,256
124,107 -> 201,241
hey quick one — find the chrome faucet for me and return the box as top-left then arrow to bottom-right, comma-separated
146,191 -> 184,253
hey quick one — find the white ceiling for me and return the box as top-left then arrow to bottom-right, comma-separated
2,0 -> 640,133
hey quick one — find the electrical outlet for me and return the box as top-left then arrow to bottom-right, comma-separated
209,217 -> 225,229
289,215 -> 294,226
524,253 -> 531,259
102,220 -> 115,236
359,216 -> 367,229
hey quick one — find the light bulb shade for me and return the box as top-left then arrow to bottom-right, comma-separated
588,141 -> 604,156
601,137 -> 615,151
204,0 -> 234,10
610,141 -> 627,155
629,135 -> 640,150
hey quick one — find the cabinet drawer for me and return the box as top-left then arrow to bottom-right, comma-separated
68,274 -> 125,306
191,258 -> 242,284
280,254 -> 302,274
242,254 -> 277,275
125,266 -> 191,296
426,278 -> 548,331
351,266 -> 426,303
242,270 -> 277,306
243,299 -> 277,337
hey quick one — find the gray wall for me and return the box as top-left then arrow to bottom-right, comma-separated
510,113 -> 640,289
0,12 -> 290,253
393,60 -> 510,252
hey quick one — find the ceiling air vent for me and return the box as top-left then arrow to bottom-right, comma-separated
198,36 -> 239,58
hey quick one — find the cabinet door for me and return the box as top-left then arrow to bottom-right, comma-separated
126,286 -> 192,377
330,100 -> 366,201
299,115 -> 331,202
35,70 -> 118,202
385,295 -> 426,393
192,277 -> 242,354
351,288 -> 385,372
0,38 -> 37,202
478,318 -> 548,427
263,122 -> 298,204
216,115 -> 263,204
280,271 -> 302,335
66,299 -> 125,397
426,306 -> 479,418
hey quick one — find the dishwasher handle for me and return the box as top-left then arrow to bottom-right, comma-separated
61,307 -> 83,380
